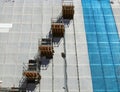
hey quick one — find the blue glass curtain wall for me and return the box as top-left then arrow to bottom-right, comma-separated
81,0 -> 120,91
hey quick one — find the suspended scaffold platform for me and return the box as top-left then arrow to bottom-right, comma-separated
38,38 -> 54,59
0,87 -> 26,92
23,71 -> 41,80
62,0 -> 74,19
23,60 -> 41,83
51,18 -> 65,37
10,87 -> 26,92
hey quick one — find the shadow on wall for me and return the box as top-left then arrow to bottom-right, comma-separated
26,83 -> 37,91
19,77 -> 40,92
47,31 -> 62,47
63,19 -> 71,26
19,77 -> 27,90
53,37 -> 62,47
40,57 -> 51,70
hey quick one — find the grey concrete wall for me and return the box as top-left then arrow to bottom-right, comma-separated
111,0 -> 120,37
0,0 -> 93,92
